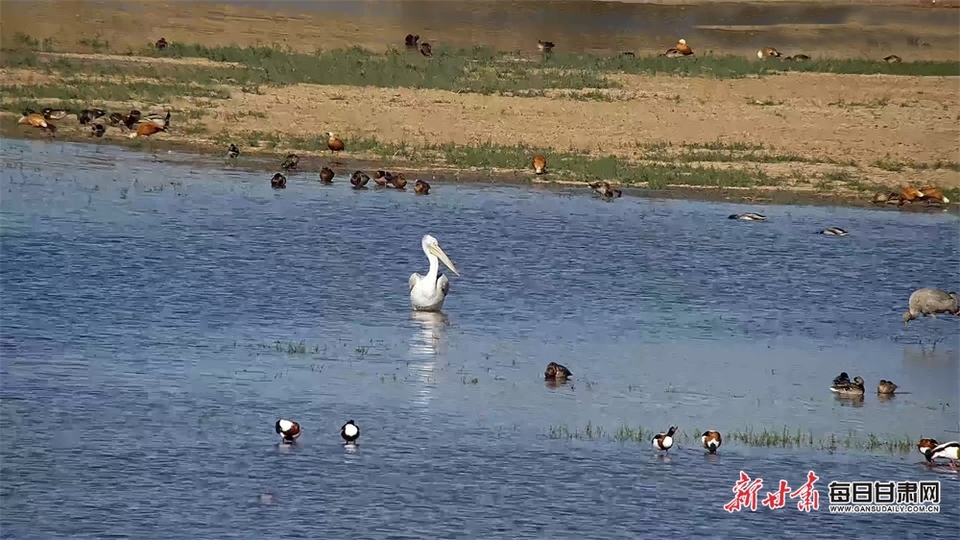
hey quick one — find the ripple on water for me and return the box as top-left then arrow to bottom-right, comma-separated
1,139 -> 958,538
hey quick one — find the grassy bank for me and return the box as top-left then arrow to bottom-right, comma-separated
545,423 -> 917,455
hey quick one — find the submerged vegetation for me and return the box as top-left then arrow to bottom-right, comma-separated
545,423 -> 917,455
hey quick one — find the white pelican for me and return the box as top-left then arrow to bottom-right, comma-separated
409,234 -> 459,312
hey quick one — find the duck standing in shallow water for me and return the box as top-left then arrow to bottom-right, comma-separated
319,167 -> 335,184
544,362 -> 572,381
275,419 -> 301,444
729,212 -> 766,221
350,171 -> 370,189
341,420 -> 360,445
227,144 -> 240,159
389,173 -> 407,189
590,181 -> 622,199
701,430 -> 722,454
532,155 -> 547,175
818,227 -> 848,236
923,441 -> 960,470
373,170 -> 393,188
918,438 -> 940,461
830,375 -> 865,396
271,173 -> 287,189
281,154 -> 299,171
414,179 -> 431,195
902,288 -> 960,326
877,379 -> 898,395
653,426 -> 678,453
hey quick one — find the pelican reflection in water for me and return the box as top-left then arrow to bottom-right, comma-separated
409,311 -> 450,408
409,234 -> 459,312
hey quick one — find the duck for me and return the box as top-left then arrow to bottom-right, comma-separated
785,53 -> 811,61
350,171 -> 370,190
728,212 -> 767,221
271,173 -> 287,189
920,186 -> 950,204
128,122 -> 165,138
532,155 -> 547,175
817,227 -> 848,236
917,438 -> 940,461
227,143 -> 240,159
280,154 -> 299,171
156,37 -> 168,50
899,186 -> 926,204
544,362 -> 572,381
537,40 -> 555,54
652,426 -> 678,453
414,179 -> 431,195
831,372 -> 850,387
41,107 -> 69,120
419,43 -> 433,57
923,441 -> 959,470
701,430 -> 722,454
389,173 -> 407,189
757,47 -> 782,59
373,170 -> 393,188
589,181 -> 622,199
78,108 -> 107,125
113,109 -> 141,130
340,420 -> 360,445
319,166 -> 335,184
275,419 -> 300,444
662,39 -> 694,58
883,55 -> 902,63
18,112 -> 57,133
877,379 -> 898,395
90,123 -> 105,138
326,132 -> 345,155
621,51 -> 636,58
830,375 -> 865,396
872,191 -> 901,205
404,34 -> 420,48
108,112 -> 124,127
143,111 -> 171,129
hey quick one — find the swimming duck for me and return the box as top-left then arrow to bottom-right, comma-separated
923,441 -> 959,470
271,173 -> 287,189
90,123 -> 105,138
830,375 -> 865,396
156,37 -> 168,50
389,173 -> 407,189
41,107 -> 69,120
883,55 -> 902,63
757,47 -> 781,59
589,181 -> 622,199
920,186 -> 950,204
918,438 -> 940,460
340,420 -> 360,444
128,122 -> 165,138
326,132 -> 345,155
319,166 -> 335,184
414,179 -> 431,195
537,40 -> 555,54
143,111 -> 171,129
405,34 -> 420,48
419,43 -> 433,57
653,426 -> 678,453
373,170 -> 393,188
831,372 -> 850,387
281,154 -> 299,171
532,155 -> 547,175
701,430 -> 722,454
544,362 -> 572,381
877,379 -> 898,395
728,212 -> 767,221
18,112 -> 57,133
78,108 -> 107,125
227,143 -> 240,159
350,171 -> 370,190
275,419 -> 300,444
818,227 -> 848,236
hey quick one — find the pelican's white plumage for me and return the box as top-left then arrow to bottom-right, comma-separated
409,234 -> 460,312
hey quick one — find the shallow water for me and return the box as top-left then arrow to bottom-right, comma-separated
1,138 -> 958,539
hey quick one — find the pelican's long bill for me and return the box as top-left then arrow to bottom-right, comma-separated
428,243 -> 460,276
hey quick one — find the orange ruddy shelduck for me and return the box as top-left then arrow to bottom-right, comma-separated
275,419 -> 300,444
128,122 -> 165,138
701,430 -> 722,454
757,47 -> 781,59
920,186 -> 950,204
327,132 -> 345,155
18,112 -> 57,133
532,155 -> 547,175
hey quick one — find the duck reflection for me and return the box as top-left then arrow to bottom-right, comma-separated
833,394 -> 864,408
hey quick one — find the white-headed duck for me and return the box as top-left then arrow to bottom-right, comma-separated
275,419 -> 300,443
701,430 -> 722,454
653,426 -> 678,452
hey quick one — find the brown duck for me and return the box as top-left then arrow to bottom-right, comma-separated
544,362 -> 572,380
414,179 -> 431,195
319,167 -> 335,184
